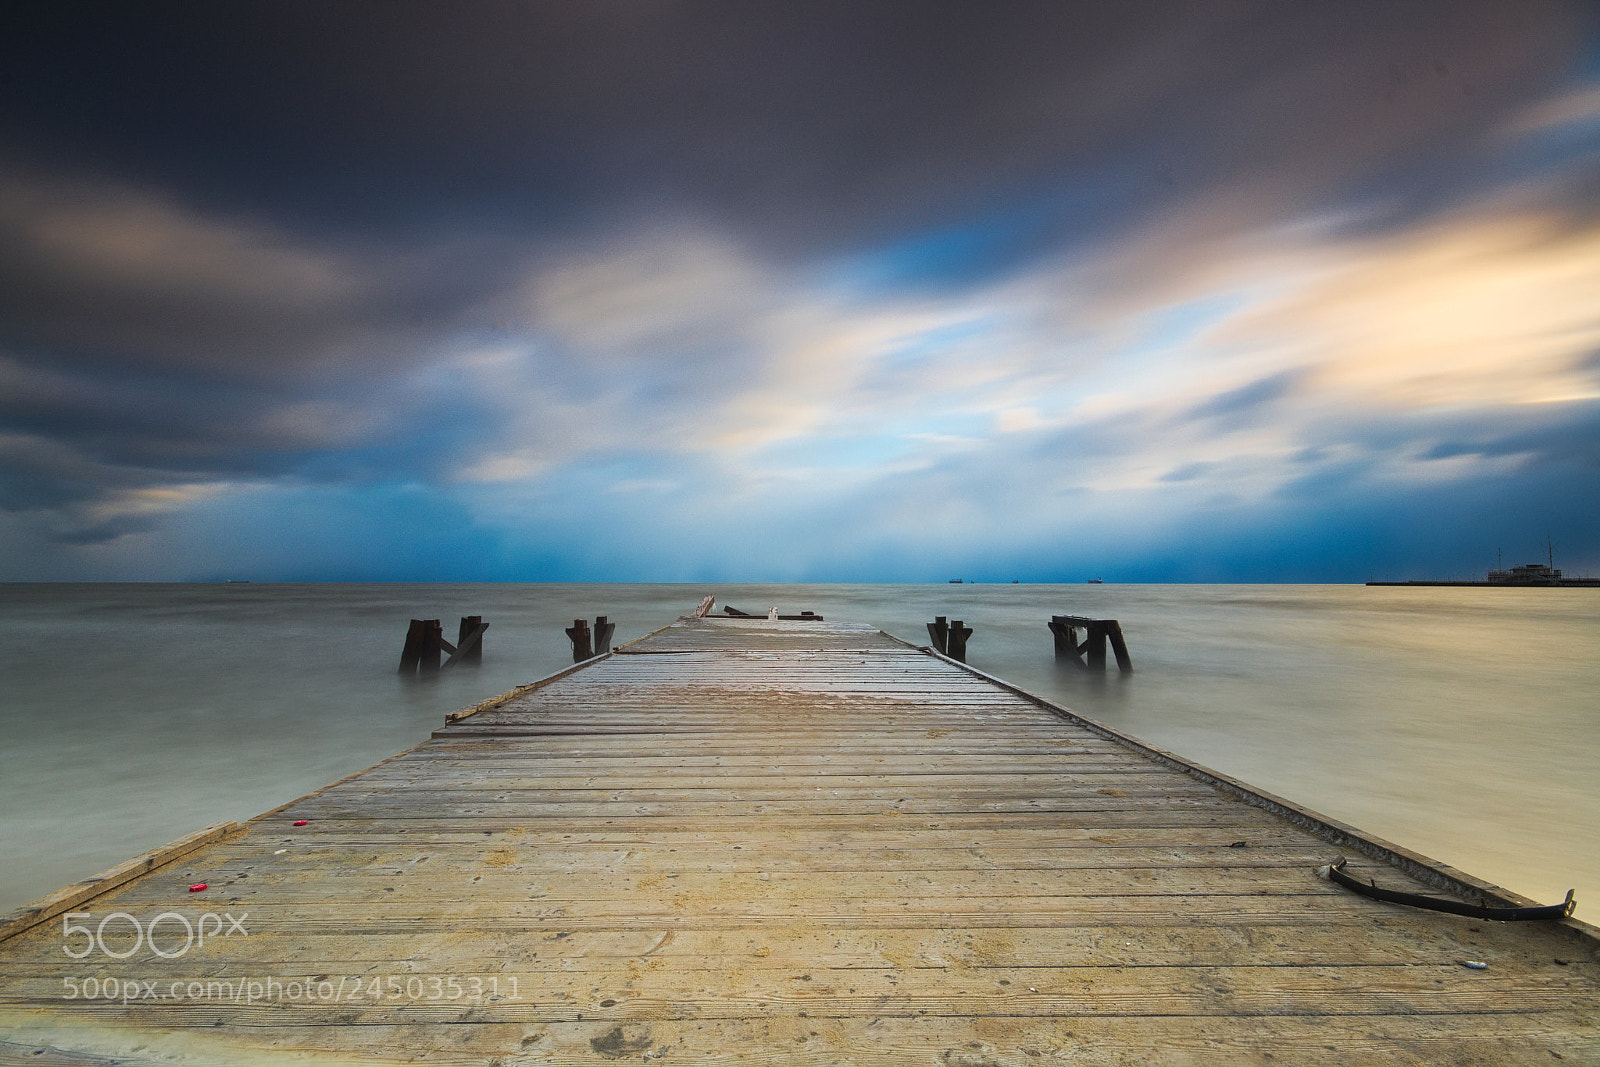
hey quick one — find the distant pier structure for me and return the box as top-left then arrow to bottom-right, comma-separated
1369,561 -> 1599,587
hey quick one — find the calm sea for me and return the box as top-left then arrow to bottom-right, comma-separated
2,582 -> 1596,919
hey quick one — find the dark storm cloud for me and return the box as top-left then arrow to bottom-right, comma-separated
2,1 -> 1585,252
47,514 -> 158,546
0,169 -> 510,380
0,339 -> 508,514
2,0 -> 1586,381
0,356 -> 274,472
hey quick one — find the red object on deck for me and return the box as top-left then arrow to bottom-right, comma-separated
188,883 -> 207,892
293,820 -> 308,826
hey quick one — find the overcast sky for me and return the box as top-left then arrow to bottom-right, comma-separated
2,1 -> 1597,581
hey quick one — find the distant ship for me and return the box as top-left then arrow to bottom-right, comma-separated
948,579 -> 963,583
1087,578 -> 1103,584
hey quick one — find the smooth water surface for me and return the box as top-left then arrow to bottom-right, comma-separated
2,583 -> 1595,918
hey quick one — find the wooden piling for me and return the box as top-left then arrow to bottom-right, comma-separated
1049,615 -> 1083,668
419,619 -> 444,671
593,615 -> 616,655
1085,620 -> 1107,670
442,618 -> 488,669
457,615 -> 484,665
566,618 -> 593,662
946,619 -> 973,662
404,616 -> 486,676
398,618 -> 424,673
1049,614 -> 1132,674
1107,619 -> 1133,673
926,615 -> 949,654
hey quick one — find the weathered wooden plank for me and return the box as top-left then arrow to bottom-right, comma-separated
327,772 -> 1214,794
398,734 -> 1116,750
72,851 -> 1347,886
4,963 -> 1591,1024
278,798 -> 1281,821
298,777 -> 1223,803
0,891 -> 1519,930
4,1011 -> 1591,1066
1,918 -> 1515,975
200,813 -> 1359,839
93,868 -> 1351,910
204,824 -> 1332,851
356,761 -> 1167,781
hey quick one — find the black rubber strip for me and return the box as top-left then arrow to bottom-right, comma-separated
1326,857 -> 1576,921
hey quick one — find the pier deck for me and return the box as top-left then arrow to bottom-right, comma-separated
2,612 -> 1596,1064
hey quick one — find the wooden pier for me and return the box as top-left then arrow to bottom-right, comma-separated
1,607 -> 1596,1064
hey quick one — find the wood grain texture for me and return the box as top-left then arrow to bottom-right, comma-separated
0,613 -> 1594,1065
